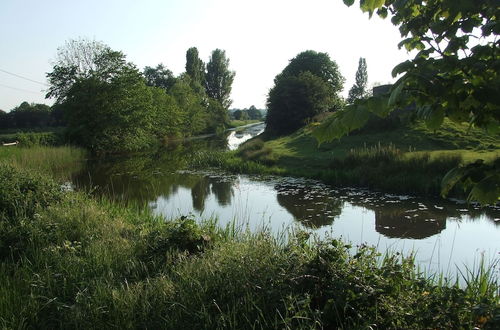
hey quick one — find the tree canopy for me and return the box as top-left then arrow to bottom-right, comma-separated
266,50 -> 344,134
143,64 -> 177,91
205,49 -> 235,109
315,0 -> 499,203
185,47 -> 206,87
45,40 -> 232,153
275,50 -> 345,95
267,71 -> 337,134
46,38 -> 131,103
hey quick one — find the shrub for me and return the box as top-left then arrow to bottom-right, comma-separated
16,131 -> 63,147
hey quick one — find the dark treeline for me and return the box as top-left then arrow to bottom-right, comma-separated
0,102 -> 65,130
229,105 -> 265,120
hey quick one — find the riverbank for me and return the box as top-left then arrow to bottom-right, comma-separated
0,146 -> 499,328
198,119 -> 499,198
228,119 -> 262,129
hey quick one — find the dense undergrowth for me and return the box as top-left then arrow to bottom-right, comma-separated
0,147 -> 499,328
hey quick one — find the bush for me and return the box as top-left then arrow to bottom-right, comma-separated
0,164 -> 63,259
16,131 -> 63,147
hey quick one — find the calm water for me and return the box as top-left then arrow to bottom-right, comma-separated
72,123 -> 500,276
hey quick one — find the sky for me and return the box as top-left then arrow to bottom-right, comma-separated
0,0 -> 412,112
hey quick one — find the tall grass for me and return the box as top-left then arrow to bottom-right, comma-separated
0,164 -> 498,329
327,143 -> 463,195
0,146 -> 86,180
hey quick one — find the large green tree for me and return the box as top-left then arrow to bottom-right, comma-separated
62,68 -> 158,153
275,50 -> 345,96
46,38 -> 129,103
143,64 -> 177,91
347,57 -> 369,103
185,47 -> 206,87
266,72 -> 336,134
315,0 -> 499,203
205,49 -> 235,109
266,50 -> 344,134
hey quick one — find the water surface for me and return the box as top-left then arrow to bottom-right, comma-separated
72,123 -> 500,276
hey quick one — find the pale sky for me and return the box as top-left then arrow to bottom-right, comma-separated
0,0 -> 411,111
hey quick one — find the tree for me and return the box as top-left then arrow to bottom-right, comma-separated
143,64 -> 176,91
206,98 -> 229,132
275,50 -> 345,96
185,47 -> 206,87
0,110 -> 9,129
247,105 -> 263,120
347,57 -> 369,103
46,39 -> 164,153
46,38 -> 129,103
233,109 -> 243,120
265,50 -> 344,134
9,102 -> 52,128
169,75 -> 208,135
62,68 -> 158,153
266,72 -> 336,134
205,49 -> 235,109
315,0 -> 499,203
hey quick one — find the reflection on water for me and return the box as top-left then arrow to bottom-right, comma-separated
71,122 -> 500,275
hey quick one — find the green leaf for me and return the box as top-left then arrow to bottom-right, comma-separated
467,175 -> 500,205
425,106 -> 445,130
367,96 -> 390,117
391,60 -> 413,77
341,104 -> 370,131
388,81 -> 404,107
343,0 -> 355,6
312,113 -> 347,144
441,166 -> 467,197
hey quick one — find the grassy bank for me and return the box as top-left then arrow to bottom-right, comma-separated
228,119 -> 262,129
0,147 -> 499,328
0,145 -> 86,180
199,119 -> 500,197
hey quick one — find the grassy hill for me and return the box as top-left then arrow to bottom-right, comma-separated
200,119 -> 499,198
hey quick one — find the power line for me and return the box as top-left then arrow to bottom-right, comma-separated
0,68 -> 49,86
0,83 -> 44,94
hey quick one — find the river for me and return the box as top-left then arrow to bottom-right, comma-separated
71,123 -> 500,277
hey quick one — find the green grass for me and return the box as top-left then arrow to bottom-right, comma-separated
228,120 -> 262,129
212,119 -> 499,197
0,164 -> 498,328
0,146 -> 86,180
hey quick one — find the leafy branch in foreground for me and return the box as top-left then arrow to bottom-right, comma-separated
315,0 -> 499,203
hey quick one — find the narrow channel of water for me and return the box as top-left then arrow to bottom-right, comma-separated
72,123 -> 500,277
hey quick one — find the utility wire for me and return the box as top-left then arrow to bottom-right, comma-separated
0,68 -> 49,86
0,83 -> 43,94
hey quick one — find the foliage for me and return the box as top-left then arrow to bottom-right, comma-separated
62,67 -> 158,153
266,71 -> 337,134
143,64 -> 177,91
185,47 -> 206,88
205,49 -> 235,109
15,131 -> 63,147
347,57 -> 369,103
206,99 -> 230,132
0,164 -> 62,221
0,102 -> 62,130
169,75 -> 208,135
275,50 -> 345,95
317,0 -> 500,203
230,105 -> 264,121
46,38 -> 130,103
441,158 -> 500,204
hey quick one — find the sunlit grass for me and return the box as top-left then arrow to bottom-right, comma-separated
0,146 -> 86,180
